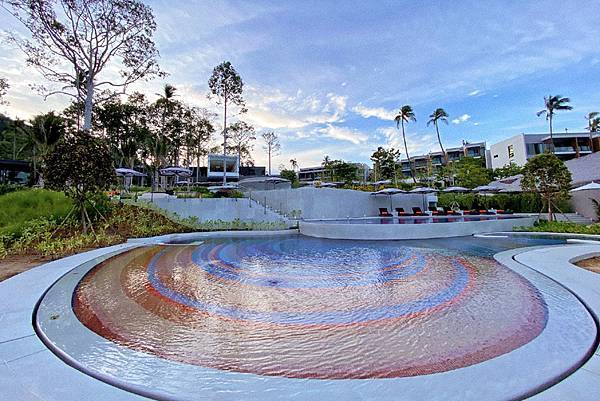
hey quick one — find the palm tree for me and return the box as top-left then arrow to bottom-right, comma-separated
394,105 -> 417,184
290,158 -> 298,171
427,108 -> 449,165
536,95 -> 572,153
321,155 -> 331,181
585,112 -> 599,150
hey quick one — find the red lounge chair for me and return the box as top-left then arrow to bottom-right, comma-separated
497,209 -> 514,215
428,207 -> 442,215
395,207 -> 413,216
443,207 -> 461,216
466,210 -> 480,215
379,208 -> 393,217
412,207 -> 425,215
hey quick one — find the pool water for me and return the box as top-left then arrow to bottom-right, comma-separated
310,215 -> 521,224
37,235 -> 597,400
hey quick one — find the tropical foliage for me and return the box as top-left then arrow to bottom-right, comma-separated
536,95 -> 572,153
394,105 -> 417,183
521,153 -> 572,221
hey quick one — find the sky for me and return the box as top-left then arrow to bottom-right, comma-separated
1,0 -> 600,172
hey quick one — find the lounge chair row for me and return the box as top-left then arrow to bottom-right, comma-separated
378,207 -> 513,217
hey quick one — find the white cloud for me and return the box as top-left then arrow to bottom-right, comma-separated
452,114 -> 471,124
315,124 -> 368,144
352,104 -> 396,121
376,127 -> 436,156
468,90 -> 482,96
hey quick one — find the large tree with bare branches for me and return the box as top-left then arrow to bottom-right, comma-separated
2,0 -> 164,131
0,77 -> 8,105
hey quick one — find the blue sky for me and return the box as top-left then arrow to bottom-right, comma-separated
1,0 -> 600,170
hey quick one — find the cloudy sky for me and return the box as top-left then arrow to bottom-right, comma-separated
1,0 -> 600,171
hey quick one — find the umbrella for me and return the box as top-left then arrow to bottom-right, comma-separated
159,167 -> 193,177
473,185 -> 500,193
371,188 -> 406,211
115,168 -> 146,177
570,182 -> 600,192
442,186 -> 471,193
373,179 -> 392,186
319,182 -> 337,188
410,187 -> 439,194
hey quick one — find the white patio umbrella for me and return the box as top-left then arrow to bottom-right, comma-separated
473,185 -> 500,193
319,182 -> 337,188
115,168 -> 146,192
570,182 -> 600,192
159,167 -> 193,177
442,186 -> 471,193
373,179 -> 392,186
371,188 -> 406,211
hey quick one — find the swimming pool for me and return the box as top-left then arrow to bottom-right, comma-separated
36,235 -> 597,400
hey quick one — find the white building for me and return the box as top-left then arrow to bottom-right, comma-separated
490,133 -> 597,169
207,154 -> 239,181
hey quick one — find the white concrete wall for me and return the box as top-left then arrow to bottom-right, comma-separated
300,217 -> 537,240
250,187 -> 431,219
149,197 -> 287,223
570,189 -> 600,221
490,134 -> 528,169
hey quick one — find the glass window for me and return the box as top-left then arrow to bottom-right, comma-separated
507,145 -> 515,158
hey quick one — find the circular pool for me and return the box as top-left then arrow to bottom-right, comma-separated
36,235 -> 597,400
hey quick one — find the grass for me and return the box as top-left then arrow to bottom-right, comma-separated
0,189 -> 72,236
516,220 -> 600,235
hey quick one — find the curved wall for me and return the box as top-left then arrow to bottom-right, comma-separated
299,217 -> 536,240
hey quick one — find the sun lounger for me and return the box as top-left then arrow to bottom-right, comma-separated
412,207 -> 425,216
395,207 -> 413,216
379,208 -> 393,217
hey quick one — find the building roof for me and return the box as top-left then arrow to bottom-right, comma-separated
565,151 -> 600,186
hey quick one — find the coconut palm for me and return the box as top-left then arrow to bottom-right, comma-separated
394,105 -> 417,183
321,155 -> 331,181
427,108 -> 449,165
536,95 -> 572,153
585,112 -> 599,149
290,158 -> 298,171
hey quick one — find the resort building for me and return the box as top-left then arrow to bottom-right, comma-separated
400,141 -> 489,178
489,132 -> 599,169
298,163 -> 370,183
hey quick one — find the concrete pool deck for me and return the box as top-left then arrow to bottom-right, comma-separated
0,233 -> 599,400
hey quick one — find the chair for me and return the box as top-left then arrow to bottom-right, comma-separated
379,208 -> 393,217
443,207 -> 461,216
497,209 -> 514,215
395,207 -> 413,216
465,210 -> 480,215
428,207 -> 446,215
412,207 -> 425,215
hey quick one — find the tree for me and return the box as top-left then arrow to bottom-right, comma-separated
536,95 -> 572,153
453,157 -> 491,188
585,112 -> 599,149
427,108 -> 449,164
394,105 -> 417,183
208,61 -> 246,184
326,159 -> 358,184
0,78 -> 8,105
279,168 -> 297,183
493,162 -> 523,180
290,158 -> 298,171
30,111 -> 65,184
521,153 -> 572,221
44,131 -> 115,233
262,131 -> 280,176
3,0 -> 163,132
227,121 -> 255,166
370,146 -> 401,182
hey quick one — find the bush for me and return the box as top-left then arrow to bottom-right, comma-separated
517,220 -> 600,235
436,193 -> 572,213
0,184 -> 24,196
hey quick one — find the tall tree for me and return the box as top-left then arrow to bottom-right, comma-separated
0,78 -> 8,105
370,147 -> 401,182
536,95 -> 572,153
522,153 -> 572,221
394,105 -> 417,184
30,111 -> 65,184
208,61 -> 246,184
427,108 -> 449,165
3,0 -> 164,131
226,121 -> 255,166
585,112 -> 599,149
262,131 -> 280,176
290,158 -> 298,171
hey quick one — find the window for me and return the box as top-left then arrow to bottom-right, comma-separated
507,145 -> 515,159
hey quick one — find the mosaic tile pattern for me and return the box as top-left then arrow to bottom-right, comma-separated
73,237 -> 547,379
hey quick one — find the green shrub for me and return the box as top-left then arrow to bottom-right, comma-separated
436,193 -> 572,213
517,220 -> 600,235
0,184 -> 24,196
